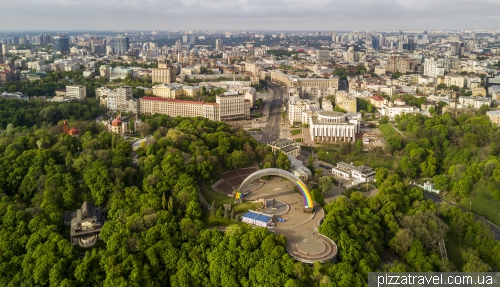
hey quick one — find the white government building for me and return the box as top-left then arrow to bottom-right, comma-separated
308,111 -> 361,142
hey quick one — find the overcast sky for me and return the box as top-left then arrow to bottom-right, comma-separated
1,0 -> 499,31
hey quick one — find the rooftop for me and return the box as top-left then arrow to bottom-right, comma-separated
269,138 -> 295,147
487,110 -> 500,116
319,111 -> 345,117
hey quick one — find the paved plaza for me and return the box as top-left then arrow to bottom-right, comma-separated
245,177 -> 338,263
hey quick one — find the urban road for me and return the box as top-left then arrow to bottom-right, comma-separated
424,192 -> 500,241
261,82 -> 284,143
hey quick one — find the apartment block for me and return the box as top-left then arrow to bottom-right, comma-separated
66,85 -> 86,100
444,75 -> 466,88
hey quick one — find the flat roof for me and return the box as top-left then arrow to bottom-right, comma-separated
242,211 -> 259,219
141,97 -> 204,105
242,211 -> 271,222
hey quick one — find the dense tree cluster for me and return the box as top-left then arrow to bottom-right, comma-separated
2,98 -> 500,285
0,112 -> 308,286
0,98 -> 106,128
389,113 -> 500,201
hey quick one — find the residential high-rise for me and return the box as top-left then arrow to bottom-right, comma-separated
183,35 -> 188,43
53,35 -> 70,53
189,35 -> 195,44
423,58 -> 444,79
2,44 -> 9,56
113,35 -> 130,56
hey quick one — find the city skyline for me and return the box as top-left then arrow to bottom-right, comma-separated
2,0 -> 500,31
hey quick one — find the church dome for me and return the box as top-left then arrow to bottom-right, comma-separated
112,117 -> 122,127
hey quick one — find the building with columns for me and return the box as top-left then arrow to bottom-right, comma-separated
307,111 -> 360,142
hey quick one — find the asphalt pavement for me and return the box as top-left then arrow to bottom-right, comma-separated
260,82 -> 284,143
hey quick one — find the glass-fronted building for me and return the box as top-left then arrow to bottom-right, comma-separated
53,35 -> 69,53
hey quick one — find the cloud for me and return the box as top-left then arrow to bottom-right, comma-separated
1,0 -> 499,31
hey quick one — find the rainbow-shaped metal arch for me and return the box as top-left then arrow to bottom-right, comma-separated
295,181 -> 313,209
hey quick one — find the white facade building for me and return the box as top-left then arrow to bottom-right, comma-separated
331,161 -> 376,183
380,98 -> 420,120
308,111 -> 360,142
66,85 -> 86,100
458,96 -> 491,108
423,58 -> 445,79
444,75 -> 467,88
288,99 -> 320,125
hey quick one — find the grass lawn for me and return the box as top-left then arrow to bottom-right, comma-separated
459,179 -> 500,226
201,186 -> 231,205
200,199 -> 263,226
201,209 -> 233,226
232,201 -> 260,215
378,123 -> 401,139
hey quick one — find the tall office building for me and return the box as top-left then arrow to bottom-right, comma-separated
174,40 -> 182,53
53,35 -> 70,53
43,34 -> 52,45
113,35 -> 130,56
189,35 -> 195,44
183,35 -> 188,43
0,45 -> 3,63
216,38 -> 222,51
